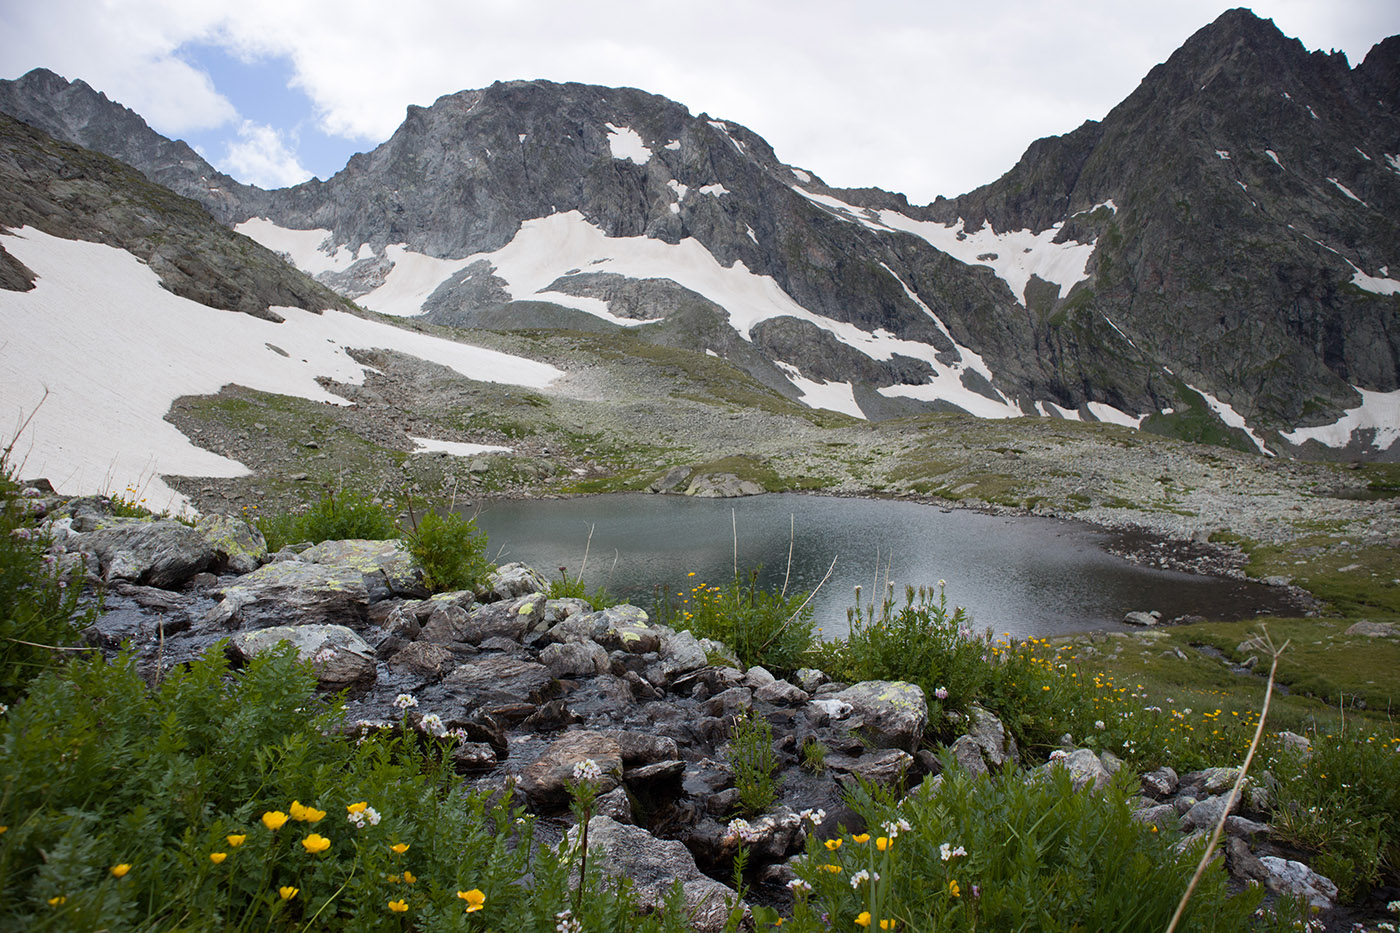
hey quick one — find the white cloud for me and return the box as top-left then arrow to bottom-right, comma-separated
221,120 -> 313,188
3,0 -> 1397,202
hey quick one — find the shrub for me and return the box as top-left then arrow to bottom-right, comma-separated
256,489 -> 399,552
727,710 -> 781,816
0,470 -> 96,704
404,509 -> 493,594
654,570 -> 815,675
1267,731 -> 1400,900
547,566 -> 616,610
782,757 -> 1267,932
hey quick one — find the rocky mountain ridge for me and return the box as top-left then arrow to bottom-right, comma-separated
1,9 -> 1398,458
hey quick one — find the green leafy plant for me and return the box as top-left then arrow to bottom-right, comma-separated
654,570 -> 815,675
0,468 -> 97,704
727,710 -> 780,816
403,508 -> 493,594
547,566 -> 616,610
800,738 -> 828,773
256,489 -> 398,552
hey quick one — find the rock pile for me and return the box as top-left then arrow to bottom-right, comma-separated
23,486 -> 1347,928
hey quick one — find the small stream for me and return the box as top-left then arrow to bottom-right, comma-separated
469,493 -> 1300,641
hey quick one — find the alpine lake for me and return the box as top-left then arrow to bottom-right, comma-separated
470,493 -> 1300,642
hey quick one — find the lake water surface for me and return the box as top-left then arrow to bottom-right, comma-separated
471,493 -> 1297,641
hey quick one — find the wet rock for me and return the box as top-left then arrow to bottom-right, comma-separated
452,742 -> 499,771
518,731 -> 623,810
229,624 -> 375,692
608,730 -> 679,765
387,642 -> 458,682
440,656 -> 558,721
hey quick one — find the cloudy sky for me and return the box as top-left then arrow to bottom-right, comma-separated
3,1 -> 1397,203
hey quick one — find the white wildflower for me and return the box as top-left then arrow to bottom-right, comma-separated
393,693 -> 418,710
1050,749 -> 1069,761
940,843 -> 967,861
421,713 -> 447,737
555,909 -> 582,933
934,686 -> 949,700
786,878 -> 812,894
799,808 -> 826,827
850,869 -> 877,887
1095,720 -> 1105,730
880,818 -> 911,838
572,758 -> 602,783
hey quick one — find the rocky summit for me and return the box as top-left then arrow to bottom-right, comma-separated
2,8 -> 1397,458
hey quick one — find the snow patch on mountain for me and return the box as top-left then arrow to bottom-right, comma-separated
411,437 -> 513,457
1328,177 -> 1368,206
1086,402 -> 1145,428
1345,261 -> 1400,295
362,245 -> 476,317
698,183 -> 729,197
0,228 -> 561,511
235,218 -> 370,274
1265,149 -> 1283,168
1187,384 -> 1271,455
1281,388 -> 1400,451
775,363 -> 864,419
605,123 -> 651,164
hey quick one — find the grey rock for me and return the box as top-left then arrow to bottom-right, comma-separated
794,668 -> 829,692
949,736 -> 990,777
461,594 -> 546,644
487,562 -> 548,600
543,597 -> 591,626
1122,610 -> 1163,627
830,681 -> 928,752
1131,803 -> 1179,831
659,629 -> 708,678
440,656 -> 558,721
540,639 -> 610,677
754,680 -> 809,707
832,748 -> 915,789
229,624 -> 375,692
589,606 -> 662,654
1045,749 -> 1111,791
1181,793 -> 1236,831
419,603 -> 472,643
1258,856 -> 1339,908
1276,731 -> 1312,756
576,816 -> 746,932
207,560 -> 369,629
1345,620 -> 1396,637
451,741 -> 499,771
195,514 -> 267,574
607,730 -> 679,765
299,539 -> 425,597
967,703 -> 1018,770
742,666 -> 776,688
595,785 -> 634,823
387,642 -> 458,682
80,519 -> 215,588
1141,766 -> 1179,797
518,731 -> 623,810
685,473 -> 764,498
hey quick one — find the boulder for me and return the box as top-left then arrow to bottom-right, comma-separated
1181,794 -> 1236,832
659,629 -> 708,679
575,816 -> 747,932
487,562 -> 548,600
831,748 -> 916,789
79,518 -> 215,588
540,639 -> 610,678
829,681 -> 928,752
518,731 -> 623,809
195,514 -> 267,574
1258,856 -> 1339,908
206,560 -> 369,629
418,603 -> 472,643
387,642 -> 458,682
966,703 -> 1018,769
299,539 -> 425,597
589,606 -> 662,653
1141,766 -> 1179,798
754,680 -> 809,707
461,594 -> 547,644
1045,749 -> 1111,791
229,624 -> 375,691
1122,610 -> 1163,627
439,656 -> 558,721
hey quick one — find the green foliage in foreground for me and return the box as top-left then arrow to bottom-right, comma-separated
653,570 -> 815,674
257,490 -> 401,553
404,509 -> 493,594
0,649 -> 698,932
0,472 -> 96,704
545,567 -> 616,611
776,761 -> 1271,933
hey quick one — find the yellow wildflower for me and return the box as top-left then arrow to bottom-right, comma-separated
302,833 -> 331,854
824,838 -> 842,851
402,870 -> 416,884
949,879 -> 961,897
855,911 -> 871,927
388,899 -> 409,913
110,863 -> 132,878
262,811 -> 289,831
280,886 -> 299,900
226,834 -> 246,848
290,800 -> 325,822
821,864 -> 842,873
880,922 -> 897,931
852,834 -> 870,844
347,801 -> 369,814
391,842 -> 410,854
210,852 -> 227,864
876,837 -> 892,851
458,889 -> 486,912
48,896 -> 66,907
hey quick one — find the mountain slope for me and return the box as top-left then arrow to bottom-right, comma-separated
2,9 -> 1397,457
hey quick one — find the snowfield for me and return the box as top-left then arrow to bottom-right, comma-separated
0,228 -> 562,512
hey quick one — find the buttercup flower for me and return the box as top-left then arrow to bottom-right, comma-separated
852,833 -> 870,844
110,863 -> 132,878
302,833 -> 331,854
876,836 -> 892,851
821,864 -> 842,873
949,879 -> 961,897
48,896 -> 66,907
226,834 -> 246,848
855,911 -> 872,927
280,886 -> 299,900
290,801 -> 326,822
880,921 -> 898,930
824,838 -> 842,851
391,842 -> 410,854
458,889 -> 486,912
402,870 -> 416,884
210,852 -> 227,864
347,801 -> 368,814
262,810 -> 289,831
388,899 -> 409,913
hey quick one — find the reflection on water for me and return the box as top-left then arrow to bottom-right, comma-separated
470,493 -> 1296,641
